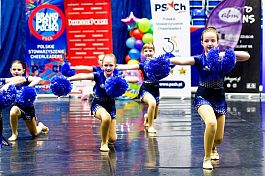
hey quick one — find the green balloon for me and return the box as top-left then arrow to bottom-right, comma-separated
138,18 -> 150,33
142,33 -> 153,43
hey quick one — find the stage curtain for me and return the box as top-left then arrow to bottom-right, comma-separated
111,0 -> 151,64
0,0 -> 26,77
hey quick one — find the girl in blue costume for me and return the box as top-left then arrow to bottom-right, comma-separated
0,76 -> 26,146
117,43 -> 160,133
8,60 -> 49,141
70,54 -> 123,100
68,54 -> 138,152
170,26 -> 250,169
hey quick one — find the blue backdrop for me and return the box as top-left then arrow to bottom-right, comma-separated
0,0 -> 26,77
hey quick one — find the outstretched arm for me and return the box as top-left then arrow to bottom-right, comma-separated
5,76 -> 26,85
68,73 -> 94,81
235,51 -> 250,62
27,76 -> 42,87
124,76 -> 139,83
70,65 -> 94,72
170,56 -> 195,65
219,50 -> 250,62
116,64 -> 139,70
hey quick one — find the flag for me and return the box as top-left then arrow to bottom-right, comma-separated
206,0 -> 246,51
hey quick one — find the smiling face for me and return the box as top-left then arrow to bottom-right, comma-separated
10,61 -> 25,77
201,31 -> 219,54
141,43 -> 155,59
102,54 -> 116,77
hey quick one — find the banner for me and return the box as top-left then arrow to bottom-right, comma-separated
226,0 -> 261,93
150,0 -> 191,98
64,0 -> 113,66
26,0 -> 67,94
206,0 -> 245,51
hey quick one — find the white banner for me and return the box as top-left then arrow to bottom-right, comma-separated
150,0 -> 191,98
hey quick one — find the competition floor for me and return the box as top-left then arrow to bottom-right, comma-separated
1,96 -> 265,176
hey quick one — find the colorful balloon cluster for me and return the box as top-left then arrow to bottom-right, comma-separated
121,12 -> 153,65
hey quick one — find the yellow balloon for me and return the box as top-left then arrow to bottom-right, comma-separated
138,18 -> 150,33
127,60 -> 139,65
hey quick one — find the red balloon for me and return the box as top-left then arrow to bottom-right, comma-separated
125,55 -> 131,63
131,28 -> 144,40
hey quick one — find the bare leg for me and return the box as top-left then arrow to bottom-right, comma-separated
211,114 -> 225,160
108,119 -> 117,144
95,108 -> 111,152
8,106 -> 21,141
142,93 -> 157,133
24,118 -> 49,137
198,105 -> 217,169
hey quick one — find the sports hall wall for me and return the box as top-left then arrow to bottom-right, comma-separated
0,0 -> 264,94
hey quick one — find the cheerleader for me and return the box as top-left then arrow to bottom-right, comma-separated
68,54 -> 138,152
8,60 -> 49,141
170,26 -> 250,169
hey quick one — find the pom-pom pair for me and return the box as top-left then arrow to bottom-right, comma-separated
16,86 -> 37,108
61,62 -> 76,77
50,75 -> 72,97
105,76 -> 128,98
0,85 -> 17,109
206,48 -> 236,73
144,53 -> 172,81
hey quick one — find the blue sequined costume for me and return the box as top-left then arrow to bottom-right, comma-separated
91,69 -> 122,119
138,61 -> 160,104
193,54 -> 227,115
14,77 -> 36,120
0,78 -> 6,144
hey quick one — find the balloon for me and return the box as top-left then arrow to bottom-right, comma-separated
128,48 -> 141,59
142,33 -> 153,43
138,18 -> 150,33
127,60 -> 139,65
126,37 -> 136,48
131,28 -> 144,40
125,55 -> 131,63
147,27 -> 153,34
134,40 -> 144,51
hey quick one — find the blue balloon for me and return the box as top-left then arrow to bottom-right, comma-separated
128,48 -> 140,60
126,37 -> 136,49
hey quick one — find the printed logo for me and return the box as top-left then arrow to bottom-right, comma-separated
154,1 -> 187,12
218,8 -> 242,23
28,4 -> 65,41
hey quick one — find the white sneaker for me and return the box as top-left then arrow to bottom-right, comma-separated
203,158 -> 213,170
211,147 -> 219,160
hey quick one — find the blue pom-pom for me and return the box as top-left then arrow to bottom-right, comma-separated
144,53 -> 171,81
220,49 -> 236,73
105,77 -> 128,98
16,86 -> 37,108
0,85 -> 17,109
61,62 -> 76,77
50,75 -> 72,97
206,48 -> 220,72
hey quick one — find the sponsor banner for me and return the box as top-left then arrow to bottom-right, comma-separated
64,0 -> 113,66
150,0 -> 191,98
226,0 -> 261,93
26,0 -> 67,94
